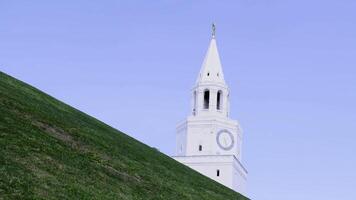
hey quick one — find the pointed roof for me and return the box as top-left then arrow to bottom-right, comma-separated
196,37 -> 226,85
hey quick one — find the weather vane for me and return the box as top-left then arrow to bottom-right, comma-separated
212,23 -> 216,38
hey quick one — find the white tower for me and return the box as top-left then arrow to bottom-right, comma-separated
173,24 -> 247,195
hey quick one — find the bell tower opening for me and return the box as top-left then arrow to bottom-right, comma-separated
217,90 -> 222,110
204,90 -> 210,109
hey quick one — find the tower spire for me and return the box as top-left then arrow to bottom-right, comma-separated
212,23 -> 216,38
196,24 -> 225,85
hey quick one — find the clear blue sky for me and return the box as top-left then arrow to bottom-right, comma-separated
1,0 -> 356,199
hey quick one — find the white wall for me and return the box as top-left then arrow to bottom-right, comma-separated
173,155 -> 247,196
177,116 -> 242,159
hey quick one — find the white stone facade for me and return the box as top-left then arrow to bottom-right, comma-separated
172,33 -> 247,195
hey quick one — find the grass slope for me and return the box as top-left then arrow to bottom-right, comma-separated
0,72 -> 248,200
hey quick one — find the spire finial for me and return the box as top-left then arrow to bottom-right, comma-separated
212,23 -> 216,38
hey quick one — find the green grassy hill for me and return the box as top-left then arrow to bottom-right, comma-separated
0,72 -> 248,200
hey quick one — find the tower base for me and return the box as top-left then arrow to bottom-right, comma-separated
172,155 -> 247,196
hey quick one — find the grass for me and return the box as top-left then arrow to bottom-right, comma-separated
0,71 -> 248,200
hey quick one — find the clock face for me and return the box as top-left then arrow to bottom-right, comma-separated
216,129 -> 234,150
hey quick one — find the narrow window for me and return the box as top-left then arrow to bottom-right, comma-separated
204,90 -> 210,109
199,145 -> 202,151
207,72 -> 210,76
217,91 -> 222,110
217,169 -> 220,177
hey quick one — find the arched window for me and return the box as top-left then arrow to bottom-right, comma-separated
217,169 -> 220,177
217,90 -> 222,110
204,90 -> 210,109
199,145 -> 202,151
